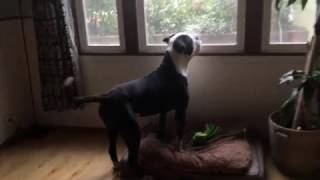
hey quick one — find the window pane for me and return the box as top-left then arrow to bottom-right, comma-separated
144,0 -> 238,45
270,0 -> 317,44
83,0 -> 120,46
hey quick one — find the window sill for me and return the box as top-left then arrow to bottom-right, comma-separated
78,51 -> 306,57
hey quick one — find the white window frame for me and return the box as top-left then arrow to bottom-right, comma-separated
74,0 -> 126,53
136,0 -> 246,54
261,0 -> 309,53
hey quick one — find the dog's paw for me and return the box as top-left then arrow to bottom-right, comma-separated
156,132 -> 167,142
173,144 -> 184,152
119,164 -> 145,178
135,166 -> 145,178
157,135 -> 167,144
173,140 -> 185,152
177,146 -> 185,152
112,163 -> 121,172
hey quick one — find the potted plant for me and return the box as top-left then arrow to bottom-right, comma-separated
269,0 -> 320,176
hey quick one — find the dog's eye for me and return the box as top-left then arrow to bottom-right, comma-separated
195,37 -> 199,40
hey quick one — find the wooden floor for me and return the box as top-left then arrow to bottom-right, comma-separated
0,128 -> 293,180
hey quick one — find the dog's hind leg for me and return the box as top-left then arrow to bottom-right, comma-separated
121,104 -> 144,176
175,108 -> 187,151
99,103 -> 121,169
122,122 -> 140,168
158,112 -> 167,141
108,129 -> 118,166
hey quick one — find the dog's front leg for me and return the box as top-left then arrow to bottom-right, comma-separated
157,112 -> 167,142
175,108 -> 186,151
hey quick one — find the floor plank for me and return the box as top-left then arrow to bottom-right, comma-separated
0,128 -> 293,180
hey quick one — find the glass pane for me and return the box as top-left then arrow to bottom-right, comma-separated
270,0 -> 317,44
144,0 -> 238,45
83,0 -> 120,46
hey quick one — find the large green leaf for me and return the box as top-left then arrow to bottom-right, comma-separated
313,63 -> 320,72
275,0 -> 281,11
192,123 -> 222,146
279,70 -> 305,85
288,0 -> 297,6
309,69 -> 320,83
281,88 -> 299,110
303,79 -> 317,105
278,88 -> 299,127
301,0 -> 309,10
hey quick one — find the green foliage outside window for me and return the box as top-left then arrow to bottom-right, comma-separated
84,0 -> 119,36
144,0 -> 236,35
84,0 -> 237,36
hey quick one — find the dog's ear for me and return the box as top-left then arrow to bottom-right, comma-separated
163,33 -> 175,44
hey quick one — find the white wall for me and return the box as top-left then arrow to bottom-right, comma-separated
25,18 -> 304,136
21,0 -> 305,137
0,0 -> 34,144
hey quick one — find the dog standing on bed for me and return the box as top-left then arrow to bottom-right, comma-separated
65,33 -> 200,175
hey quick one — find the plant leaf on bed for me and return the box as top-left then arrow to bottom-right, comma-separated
192,123 -> 223,146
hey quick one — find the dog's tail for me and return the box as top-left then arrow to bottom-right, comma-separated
73,95 -> 107,104
63,77 -> 107,107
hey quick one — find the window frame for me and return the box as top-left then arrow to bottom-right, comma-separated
136,0 -> 247,54
261,0 -> 309,53
73,0 -> 317,55
74,0 -> 126,53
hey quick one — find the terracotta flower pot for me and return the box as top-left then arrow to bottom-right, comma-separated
269,112 -> 320,176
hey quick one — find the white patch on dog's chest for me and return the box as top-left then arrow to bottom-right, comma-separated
170,52 -> 190,77
175,61 -> 188,77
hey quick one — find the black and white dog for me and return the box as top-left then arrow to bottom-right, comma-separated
67,33 -> 200,174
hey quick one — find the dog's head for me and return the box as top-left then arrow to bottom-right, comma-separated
163,33 -> 201,57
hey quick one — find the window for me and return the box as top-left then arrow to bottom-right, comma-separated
262,0 -> 318,52
136,0 -> 246,53
74,0 -> 319,54
75,0 -> 125,53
